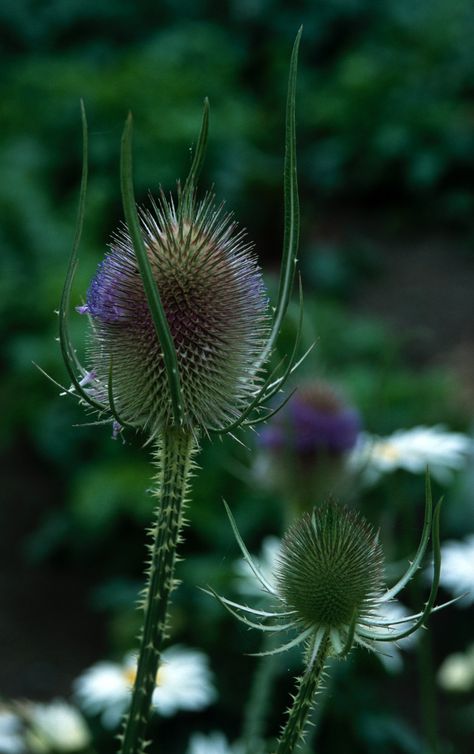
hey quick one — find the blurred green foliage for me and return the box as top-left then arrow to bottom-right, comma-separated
1,1 -> 473,753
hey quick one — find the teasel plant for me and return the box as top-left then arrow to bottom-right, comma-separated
41,27 -> 307,754
208,475 -> 459,754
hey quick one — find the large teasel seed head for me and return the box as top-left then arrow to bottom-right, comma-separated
276,503 -> 384,629
62,32 -> 302,439
82,194 -> 269,434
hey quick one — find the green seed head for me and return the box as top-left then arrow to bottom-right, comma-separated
276,503 -> 384,628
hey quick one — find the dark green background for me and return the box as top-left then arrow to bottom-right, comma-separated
1,1 -> 473,752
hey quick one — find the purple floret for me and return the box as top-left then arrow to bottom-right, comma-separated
291,400 -> 360,453
259,386 -> 361,458
86,255 -> 131,324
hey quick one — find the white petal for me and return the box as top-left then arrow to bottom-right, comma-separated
151,646 -> 216,716
25,701 -> 91,751
437,535 -> 474,606
350,427 -> 473,485
438,647 -> 474,692
0,710 -> 25,754
187,732 -> 236,754
73,661 -> 131,728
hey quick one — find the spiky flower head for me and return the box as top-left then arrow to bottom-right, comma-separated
80,194 -> 269,435
212,480 -> 444,662
276,503 -> 384,631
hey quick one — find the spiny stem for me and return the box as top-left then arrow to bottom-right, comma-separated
275,632 -> 331,754
119,428 -> 197,754
298,657 -> 339,754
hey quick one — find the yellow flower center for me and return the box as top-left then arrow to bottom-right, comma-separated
123,666 -> 136,686
374,442 -> 400,462
123,664 -> 166,687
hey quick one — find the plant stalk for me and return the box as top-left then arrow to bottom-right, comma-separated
418,629 -> 440,754
403,485 -> 441,754
276,632 -> 331,754
242,635 -> 281,754
119,428 -> 196,754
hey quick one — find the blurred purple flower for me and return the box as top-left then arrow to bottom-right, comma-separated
259,382 -> 361,459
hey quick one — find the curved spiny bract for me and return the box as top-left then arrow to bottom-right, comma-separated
83,194 -> 269,436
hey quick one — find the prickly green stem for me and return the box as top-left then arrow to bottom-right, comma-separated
119,428 -> 197,754
275,632 -> 331,754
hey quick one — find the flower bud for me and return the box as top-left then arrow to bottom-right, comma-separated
81,195 -> 269,433
276,503 -> 384,629
214,479 -> 442,666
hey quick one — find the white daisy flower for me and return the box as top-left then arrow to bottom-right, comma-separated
187,732 -> 241,754
438,535 -> 474,606
74,645 -> 216,728
0,709 -> 24,754
349,426 -> 473,485
23,700 -> 91,752
438,644 -> 474,692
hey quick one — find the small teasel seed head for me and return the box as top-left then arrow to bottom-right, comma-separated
82,194 -> 269,434
276,503 -> 384,629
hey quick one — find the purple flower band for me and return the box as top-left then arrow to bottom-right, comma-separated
259,387 -> 361,457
